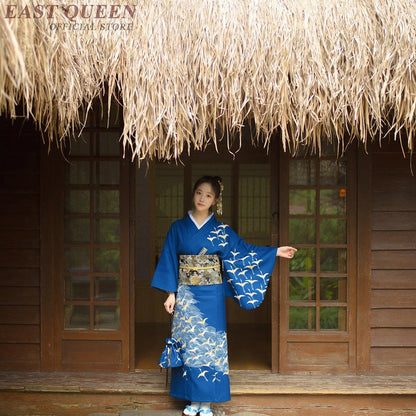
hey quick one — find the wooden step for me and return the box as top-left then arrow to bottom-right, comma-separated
1,371 -> 416,416
2,370 -> 416,395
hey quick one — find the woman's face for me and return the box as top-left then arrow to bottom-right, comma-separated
193,182 -> 218,214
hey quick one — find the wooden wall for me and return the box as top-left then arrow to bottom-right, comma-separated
370,143 -> 416,373
0,118 -> 41,370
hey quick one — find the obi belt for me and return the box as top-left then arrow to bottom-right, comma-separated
178,255 -> 222,286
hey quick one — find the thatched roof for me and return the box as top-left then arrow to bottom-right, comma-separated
1,0 -> 415,160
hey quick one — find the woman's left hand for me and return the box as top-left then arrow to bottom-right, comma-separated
277,246 -> 297,259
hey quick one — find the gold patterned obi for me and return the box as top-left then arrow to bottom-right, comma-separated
178,255 -> 222,286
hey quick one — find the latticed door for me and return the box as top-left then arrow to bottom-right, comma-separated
59,125 -> 131,371
279,145 -> 356,373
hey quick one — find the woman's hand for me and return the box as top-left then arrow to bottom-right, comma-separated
277,246 -> 297,259
164,292 -> 176,314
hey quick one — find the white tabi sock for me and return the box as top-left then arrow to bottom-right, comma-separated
199,402 -> 211,411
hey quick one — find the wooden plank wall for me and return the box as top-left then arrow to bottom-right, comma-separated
371,143 -> 416,373
0,118 -> 41,370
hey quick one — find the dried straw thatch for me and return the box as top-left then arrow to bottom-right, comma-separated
0,0 -> 415,160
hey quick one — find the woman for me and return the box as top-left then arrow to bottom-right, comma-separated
151,176 -> 296,416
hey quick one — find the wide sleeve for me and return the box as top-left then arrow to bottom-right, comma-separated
221,226 -> 278,310
151,223 -> 179,293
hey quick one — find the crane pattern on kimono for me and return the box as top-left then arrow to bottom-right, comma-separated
172,285 -> 229,383
207,224 -> 271,309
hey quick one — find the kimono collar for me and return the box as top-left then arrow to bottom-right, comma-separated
187,210 -> 214,230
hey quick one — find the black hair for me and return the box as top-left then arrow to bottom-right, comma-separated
192,175 -> 222,198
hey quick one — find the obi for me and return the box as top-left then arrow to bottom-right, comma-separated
178,255 -> 222,286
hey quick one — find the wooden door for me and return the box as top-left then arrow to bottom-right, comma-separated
43,109 -> 132,371
278,143 -> 357,374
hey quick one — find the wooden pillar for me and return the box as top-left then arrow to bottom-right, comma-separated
356,144 -> 372,374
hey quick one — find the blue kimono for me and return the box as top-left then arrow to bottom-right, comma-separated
151,212 -> 277,403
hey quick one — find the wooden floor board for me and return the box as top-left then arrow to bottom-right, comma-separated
1,370 -> 416,395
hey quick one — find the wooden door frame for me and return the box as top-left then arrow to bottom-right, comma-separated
270,138 -> 280,372
40,146 -> 64,371
356,144 -> 372,374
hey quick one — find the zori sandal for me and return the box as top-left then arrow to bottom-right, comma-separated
199,409 -> 214,416
183,404 -> 200,416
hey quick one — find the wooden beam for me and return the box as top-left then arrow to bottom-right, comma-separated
40,146 -> 64,371
356,144 -> 372,374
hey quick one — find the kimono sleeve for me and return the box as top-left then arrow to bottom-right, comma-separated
151,223 -> 179,293
221,226 -> 278,310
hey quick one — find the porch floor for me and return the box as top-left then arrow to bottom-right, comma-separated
2,371 -> 416,416
1,370 -> 416,395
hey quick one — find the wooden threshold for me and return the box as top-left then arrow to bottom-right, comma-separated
1,370 -> 416,396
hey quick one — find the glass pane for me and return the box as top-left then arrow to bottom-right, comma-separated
65,276 -> 90,301
320,277 -> 347,301
238,164 -> 270,245
65,190 -> 90,214
289,277 -> 316,300
65,161 -> 90,185
97,161 -> 120,185
69,135 -> 90,156
97,132 -> 120,156
64,218 -> 90,243
95,277 -> 120,300
289,307 -> 316,330
319,219 -> 347,244
64,247 -> 90,272
155,164 -> 185,258
290,248 -> 316,272
94,219 -> 120,243
320,248 -> 347,273
64,305 -> 89,330
320,307 -> 347,330
289,218 -> 316,244
94,306 -> 120,330
320,189 -> 346,215
289,190 -> 316,215
94,248 -> 120,272
320,159 -> 346,185
94,190 -> 119,214
289,159 -> 316,186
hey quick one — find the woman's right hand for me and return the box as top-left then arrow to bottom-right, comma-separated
164,292 -> 175,314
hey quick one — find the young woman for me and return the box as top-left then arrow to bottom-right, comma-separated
151,176 -> 296,416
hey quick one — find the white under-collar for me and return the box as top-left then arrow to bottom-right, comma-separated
188,210 -> 213,230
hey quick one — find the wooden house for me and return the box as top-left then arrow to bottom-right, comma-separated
0,1 -> 416,414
